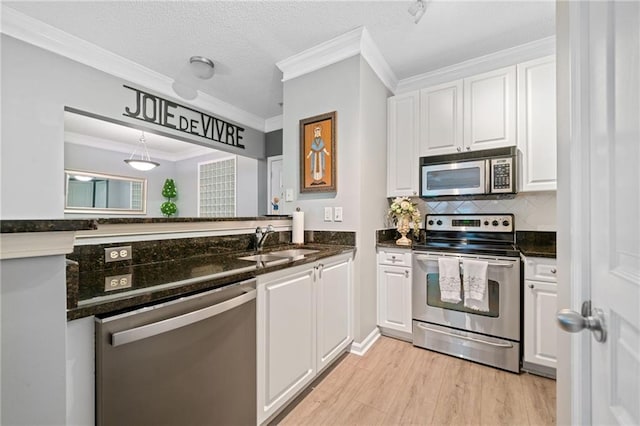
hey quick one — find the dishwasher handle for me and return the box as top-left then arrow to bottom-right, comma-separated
111,287 -> 256,347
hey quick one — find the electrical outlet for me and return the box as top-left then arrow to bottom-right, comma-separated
104,274 -> 133,291
105,246 -> 133,263
334,207 -> 343,222
324,207 -> 333,222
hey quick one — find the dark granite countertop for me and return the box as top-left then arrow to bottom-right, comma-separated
68,243 -> 355,320
1,219 -> 98,233
516,231 -> 557,258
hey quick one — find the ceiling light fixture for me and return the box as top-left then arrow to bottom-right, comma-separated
124,132 -> 159,171
73,175 -> 93,182
189,56 -> 215,79
408,0 -> 427,24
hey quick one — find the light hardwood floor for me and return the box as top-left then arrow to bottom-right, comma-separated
276,336 -> 556,426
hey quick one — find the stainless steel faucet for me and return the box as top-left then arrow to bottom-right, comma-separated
255,225 -> 275,252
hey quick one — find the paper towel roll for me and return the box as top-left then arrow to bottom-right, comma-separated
292,211 -> 304,244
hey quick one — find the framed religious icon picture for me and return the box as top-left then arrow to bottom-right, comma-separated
299,111 -> 337,193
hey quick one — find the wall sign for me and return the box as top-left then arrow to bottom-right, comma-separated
122,85 -> 245,149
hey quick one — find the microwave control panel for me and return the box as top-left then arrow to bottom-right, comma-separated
490,158 -> 513,193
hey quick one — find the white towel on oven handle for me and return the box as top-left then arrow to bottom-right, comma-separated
438,257 -> 462,304
463,259 -> 489,312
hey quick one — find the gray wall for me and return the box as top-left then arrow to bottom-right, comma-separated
281,55 -> 388,342
265,129 -> 283,157
1,35 -> 266,220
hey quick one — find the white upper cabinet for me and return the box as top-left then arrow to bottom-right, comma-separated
419,80 -> 464,156
463,65 -> 517,151
387,92 -> 419,197
517,56 -> 557,192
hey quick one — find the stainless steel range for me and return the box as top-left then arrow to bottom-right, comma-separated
412,214 -> 521,373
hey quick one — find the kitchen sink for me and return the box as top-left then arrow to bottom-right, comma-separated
267,248 -> 319,258
237,248 -> 319,265
237,254 -> 290,264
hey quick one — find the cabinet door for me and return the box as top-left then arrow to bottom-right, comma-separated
419,80 -> 464,156
316,255 -> 352,372
387,92 -> 419,197
377,265 -> 412,334
257,266 -> 316,424
518,56 -> 557,192
464,66 -> 517,151
524,280 -> 558,368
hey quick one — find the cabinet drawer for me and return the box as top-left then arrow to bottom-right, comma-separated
377,249 -> 411,267
524,257 -> 557,282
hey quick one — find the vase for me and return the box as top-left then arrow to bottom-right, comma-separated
395,215 -> 412,246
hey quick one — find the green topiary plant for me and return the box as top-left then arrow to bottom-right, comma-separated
160,178 -> 178,217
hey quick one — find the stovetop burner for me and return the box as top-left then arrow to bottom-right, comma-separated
415,214 -> 519,258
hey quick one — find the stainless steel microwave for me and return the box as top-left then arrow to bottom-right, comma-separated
420,147 -> 517,198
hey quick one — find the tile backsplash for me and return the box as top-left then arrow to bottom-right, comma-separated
416,192 -> 556,231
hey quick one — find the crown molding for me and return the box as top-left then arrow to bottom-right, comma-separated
1,6 -> 267,132
264,115 -> 283,132
276,26 -> 397,93
360,28 -> 398,92
395,36 -> 556,94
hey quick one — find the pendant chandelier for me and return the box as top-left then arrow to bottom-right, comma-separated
124,131 -> 159,171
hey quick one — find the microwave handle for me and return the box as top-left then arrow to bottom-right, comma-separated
485,159 -> 492,193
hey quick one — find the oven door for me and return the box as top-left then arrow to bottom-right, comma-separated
412,251 -> 520,341
420,160 -> 487,197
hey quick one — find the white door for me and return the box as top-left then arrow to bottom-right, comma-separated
557,1 -> 640,425
387,92 -> 419,197
267,156 -> 283,214
463,65 -> 516,151
316,255 -> 352,372
419,80 -> 464,156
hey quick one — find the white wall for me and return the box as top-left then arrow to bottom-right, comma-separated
355,58 -> 391,339
1,256 -> 68,425
281,55 -> 388,342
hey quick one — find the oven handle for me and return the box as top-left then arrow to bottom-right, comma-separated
416,323 -> 514,348
414,254 -> 515,268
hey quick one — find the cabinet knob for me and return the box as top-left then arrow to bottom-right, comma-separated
551,268 -> 557,274
466,147 -> 471,151
457,147 -> 462,152
528,284 -> 534,289
413,191 -> 417,196
405,270 -> 409,278
391,255 -> 396,260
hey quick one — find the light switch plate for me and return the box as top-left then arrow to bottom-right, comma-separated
324,207 -> 333,222
334,207 -> 343,222
285,188 -> 294,201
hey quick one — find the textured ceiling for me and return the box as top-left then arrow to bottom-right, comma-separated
5,1 -> 555,121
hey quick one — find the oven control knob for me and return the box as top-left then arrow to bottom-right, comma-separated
428,220 -> 434,226
492,220 -> 499,226
502,220 -> 510,227
484,220 -> 489,226
436,220 -> 443,226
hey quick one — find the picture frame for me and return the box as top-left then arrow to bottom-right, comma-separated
299,111 -> 337,193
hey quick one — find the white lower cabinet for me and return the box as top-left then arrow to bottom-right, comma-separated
377,248 -> 412,339
257,253 -> 353,424
523,256 -> 558,375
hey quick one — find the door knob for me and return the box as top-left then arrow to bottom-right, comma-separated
557,301 -> 607,342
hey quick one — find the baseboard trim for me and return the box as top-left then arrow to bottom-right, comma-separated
349,327 -> 381,356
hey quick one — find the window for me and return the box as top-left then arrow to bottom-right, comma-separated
198,156 -> 236,217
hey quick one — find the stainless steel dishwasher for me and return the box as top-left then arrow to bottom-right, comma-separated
95,279 -> 256,426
